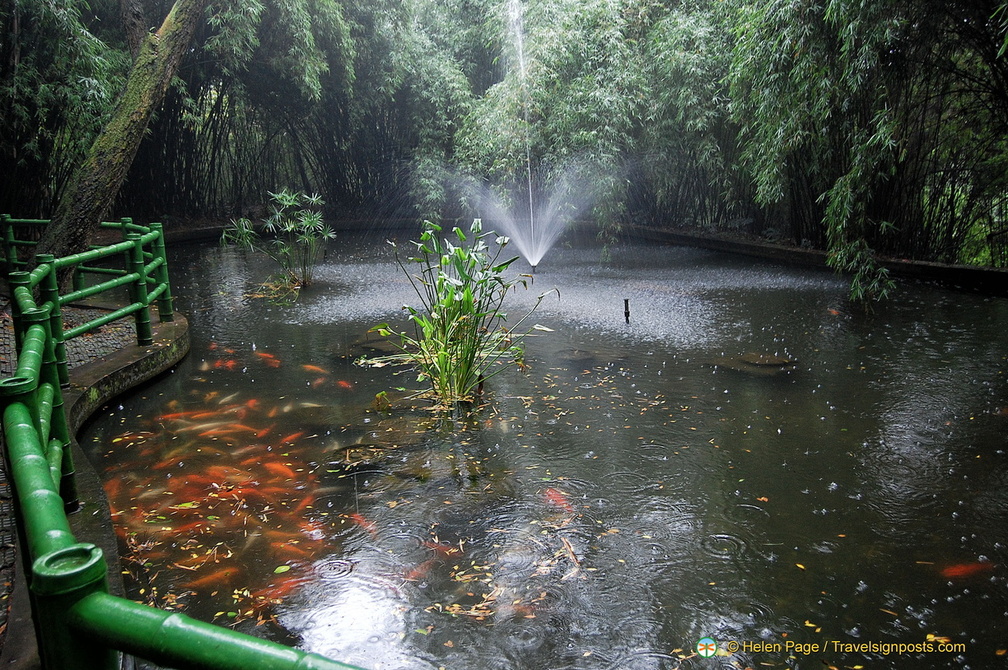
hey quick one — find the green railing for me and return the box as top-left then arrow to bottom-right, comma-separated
0,216 -> 365,670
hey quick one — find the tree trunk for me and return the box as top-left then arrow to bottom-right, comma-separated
120,0 -> 148,60
36,0 -> 208,263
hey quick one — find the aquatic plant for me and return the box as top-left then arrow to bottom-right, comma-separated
363,219 -> 554,411
221,189 -> 335,295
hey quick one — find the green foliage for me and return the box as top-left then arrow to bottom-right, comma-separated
0,0 -> 128,213
363,219 -> 554,411
8,0 -> 1008,302
221,188 -> 335,293
827,238 -> 894,305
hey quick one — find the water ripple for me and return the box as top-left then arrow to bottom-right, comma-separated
313,557 -> 355,582
699,533 -> 749,561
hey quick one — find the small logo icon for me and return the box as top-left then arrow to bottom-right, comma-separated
697,637 -> 717,658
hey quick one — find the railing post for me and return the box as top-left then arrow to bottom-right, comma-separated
34,254 -> 70,387
126,233 -> 153,345
31,543 -> 119,670
149,223 -> 175,322
72,265 -> 85,293
16,308 -> 51,437
29,308 -> 76,509
8,269 -> 31,354
1,213 -> 17,272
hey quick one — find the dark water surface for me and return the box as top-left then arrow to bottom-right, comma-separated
81,237 -> 1008,669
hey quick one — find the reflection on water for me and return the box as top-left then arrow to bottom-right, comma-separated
81,238 -> 1008,669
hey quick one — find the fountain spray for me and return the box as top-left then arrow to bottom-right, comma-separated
510,0 -> 537,267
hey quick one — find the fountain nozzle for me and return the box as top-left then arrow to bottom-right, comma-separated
530,264 -> 537,274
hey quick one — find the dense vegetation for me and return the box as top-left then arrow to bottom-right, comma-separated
3,0 -> 1008,296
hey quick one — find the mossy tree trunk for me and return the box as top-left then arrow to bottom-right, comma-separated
36,0 -> 208,263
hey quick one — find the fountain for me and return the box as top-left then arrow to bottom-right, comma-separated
464,163 -> 599,272
462,0 -> 599,272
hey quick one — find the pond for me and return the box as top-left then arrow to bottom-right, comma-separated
81,233 -> 1008,670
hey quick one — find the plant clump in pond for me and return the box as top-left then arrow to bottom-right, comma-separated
361,219 -> 555,412
221,188 -> 335,301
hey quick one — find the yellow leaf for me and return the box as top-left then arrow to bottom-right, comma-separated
796,563 -> 805,570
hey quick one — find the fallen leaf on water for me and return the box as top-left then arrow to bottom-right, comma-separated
756,496 -> 769,502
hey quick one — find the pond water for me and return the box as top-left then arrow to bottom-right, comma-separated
81,234 -> 1008,670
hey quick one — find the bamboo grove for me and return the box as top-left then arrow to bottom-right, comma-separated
3,0 -> 1008,295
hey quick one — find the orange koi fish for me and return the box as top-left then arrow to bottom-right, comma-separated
183,567 -> 238,590
264,462 -> 297,479
291,495 -> 316,515
298,519 -> 325,539
345,512 -> 377,537
302,364 -> 329,374
155,410 -> 210,421
544,487 -> 575,514
422,540 -> 463,557
251,575 -> 311,603
279,431 -> 304,444
271,541 -> 312,559
941,562 -> 995,579
336,380 -> 354,390
404,557 -> 438,582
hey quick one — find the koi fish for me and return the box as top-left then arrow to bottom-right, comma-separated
279,431 -> 304,444
251,574 -> 311,603
291,495 -> 316,516
422,540 -> 463,557
404,557 -> 439,581
940,562 -> 995,579
182,566 -> 238,590
271,541 -> 312,559
336,380 -> 354,390
190,411 -> 219,420
263,462 -> 297,479
156,410 -> 211,421
302,364 -> 329,374
255,351 -> 281,367
345,512 -> 377,537
544,487 -> 575,514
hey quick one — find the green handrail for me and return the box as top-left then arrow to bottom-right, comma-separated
0,217 -> 369,670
